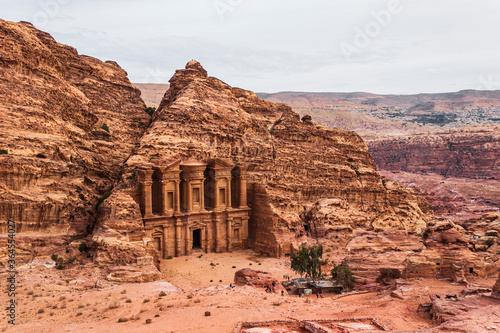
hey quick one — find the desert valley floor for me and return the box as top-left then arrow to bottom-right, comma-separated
1,249 -> 499,333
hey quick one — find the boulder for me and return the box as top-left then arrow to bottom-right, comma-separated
234,268 -> 284,293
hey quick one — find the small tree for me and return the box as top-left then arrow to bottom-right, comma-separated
101,123 -> 110,132
331,265 -> 354,291
145,107 -> 156,116
290,244 -> 323,280
78,242 -> 89,253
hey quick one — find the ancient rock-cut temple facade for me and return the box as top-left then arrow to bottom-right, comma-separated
138,155 -> 250,258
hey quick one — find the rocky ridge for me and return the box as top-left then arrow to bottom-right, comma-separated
368,125 -> 500,180
0,19 -> 150,264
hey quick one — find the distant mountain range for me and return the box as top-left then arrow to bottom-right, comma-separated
257,90 -> 500,111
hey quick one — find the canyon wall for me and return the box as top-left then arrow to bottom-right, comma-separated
0,19 -> 150,240
367,126 -> 500,180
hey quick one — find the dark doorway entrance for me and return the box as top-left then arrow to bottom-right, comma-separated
193,229 -> 202,249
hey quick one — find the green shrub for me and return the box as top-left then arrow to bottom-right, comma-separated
204,311 -> 211,316
78,242 -> 89,253
145,318 -> 152,324
51,254 -> 58,262
101,123 -> 110,132
127,171 -> 136,180
159,291 -> 166,297
290,244 -> 324,279
166,255 -> 173,260
118,317 -> 128,323
145,107 -> 156,116
96,191 -> 112,208
331,265 -> 354,290
0,149 -> 8,154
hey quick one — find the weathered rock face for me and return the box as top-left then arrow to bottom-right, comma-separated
129,61 -> 428,256
344,223 -> 500,290
420,293 -> 500,332
91,192 -> 161,281
492,274 -> 500,299
368,126 -> 500,180
0,20 -> 149,238
234,268 -> 283,293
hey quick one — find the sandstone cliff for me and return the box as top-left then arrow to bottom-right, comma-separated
368,126 -> 500,180
126,61 -> 428,256
0,20 -> 150,260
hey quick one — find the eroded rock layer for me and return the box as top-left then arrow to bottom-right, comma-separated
127,61 -> 428,255
368,126 -> 500,180
0,19 -> 150,238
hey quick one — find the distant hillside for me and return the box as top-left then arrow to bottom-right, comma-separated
134,83 -> 169,108
258,90 -> 500,111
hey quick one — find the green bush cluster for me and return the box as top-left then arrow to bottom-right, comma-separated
101,123 -> 110,132
331,265 -> 355,290
290,244 -> 324,279
96,191 -> 112,208
145,107 -> 156,116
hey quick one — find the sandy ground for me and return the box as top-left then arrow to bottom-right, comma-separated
1,250 -> 497,333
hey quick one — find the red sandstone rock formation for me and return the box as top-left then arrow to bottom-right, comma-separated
343,223 -> 500,290
234,268 -> 284,293
128,61 -> 429,256
0,19 -> 149,263
91,192 -> 160,281
368,126 -> 500,180
492,274 -> 500,299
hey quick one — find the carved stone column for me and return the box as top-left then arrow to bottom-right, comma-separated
174,180 -> 181,214
200,180 -> 205,211
163,225 -> 168,259
205,220 -> 212,253
186,180 -> 193,213
140,169 -> 154,218
160,179 -> 169,216
214,217 -> 221,253
226,176 -> 232,209
175,218 -> 182,257
239,175 -> 248,208
185,223 -> 191,255
227,217 -> 233,252
214,177 -> 220,210
202,227 -> 207,253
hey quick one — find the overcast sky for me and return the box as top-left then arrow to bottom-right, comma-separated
2,0 -> 500,94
